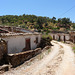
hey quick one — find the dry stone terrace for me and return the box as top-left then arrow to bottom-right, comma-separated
8,48 -> 42,67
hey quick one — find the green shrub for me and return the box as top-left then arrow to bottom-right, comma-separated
73,47 -> 75,50
38,34 -> 53,48
42,34 -> 53,41
72,46 -> 75,53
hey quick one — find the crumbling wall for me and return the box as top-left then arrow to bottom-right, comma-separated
69,32 -> 75,43
7,48 -> 41,67
0,39 -> 7,64
50,33 -> 70,41
1,34 -> 41,54
0,46 -> 3,60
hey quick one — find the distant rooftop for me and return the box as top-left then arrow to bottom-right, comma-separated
0,25 -> 38,34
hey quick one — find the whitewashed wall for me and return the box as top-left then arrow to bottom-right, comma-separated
1,34 -> 41,54
50,33 -> 70,41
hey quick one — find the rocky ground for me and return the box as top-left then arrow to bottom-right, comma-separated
2,40 -> 75,75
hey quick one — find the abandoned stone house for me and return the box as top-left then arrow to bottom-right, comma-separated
0,33 -> 41,54
50,30 -> 75,43
50,31 -> 70,42
0,26 -> 41,63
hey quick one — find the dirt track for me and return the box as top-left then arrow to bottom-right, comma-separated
2,41 -> 75,75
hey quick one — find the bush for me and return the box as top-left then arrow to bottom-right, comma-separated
38,35 -> 53,48
73,47 -> 75,50
42,34 -> 53,41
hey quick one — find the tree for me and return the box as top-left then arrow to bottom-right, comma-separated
72,24 -> 75,29
51,17 -> 56,23
1,18 -> 5,24
34,25 -> 39,29
58,18 -> 62,23
61,18 -> 71,24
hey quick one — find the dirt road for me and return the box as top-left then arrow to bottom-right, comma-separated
3,41 -> 75,75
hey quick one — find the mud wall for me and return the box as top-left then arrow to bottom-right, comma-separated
8,48 -> 41,67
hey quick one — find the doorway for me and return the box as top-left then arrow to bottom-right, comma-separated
58,35 -> 61,41
74,36 -> 75,43
25,38 -> 31,50
64,35 -> 66,42
53,35 -> 55,40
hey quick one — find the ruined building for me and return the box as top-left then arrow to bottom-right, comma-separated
50,30 -> 75,43
50,31 -> 70,42
0,26 -> 41,65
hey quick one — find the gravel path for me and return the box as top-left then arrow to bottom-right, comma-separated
56,42 -> 75,75
2,41 -> 75,75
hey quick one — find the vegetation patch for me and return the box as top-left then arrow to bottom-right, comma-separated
38,34 -> 53,48
72,44 -> 75,53
0,14 -> 75,32
73,47 -> 75,50
45,49 -> 51,55
42,34 -> 52,40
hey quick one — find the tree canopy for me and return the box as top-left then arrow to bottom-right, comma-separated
0,14 -> 75,32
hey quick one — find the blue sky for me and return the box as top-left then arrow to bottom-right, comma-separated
0,0 -> 75,22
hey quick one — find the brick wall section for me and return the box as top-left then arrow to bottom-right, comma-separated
7,48 -> 41,67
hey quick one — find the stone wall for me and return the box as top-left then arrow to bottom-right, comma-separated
0,39 -> 7,64
7,48 -> 41,67
69,31 -> 75,43
0,48 -> 3,61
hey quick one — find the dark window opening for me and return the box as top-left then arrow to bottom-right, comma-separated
36,37 -> 38,44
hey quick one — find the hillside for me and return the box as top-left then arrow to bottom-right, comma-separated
0,14 -> 75,33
